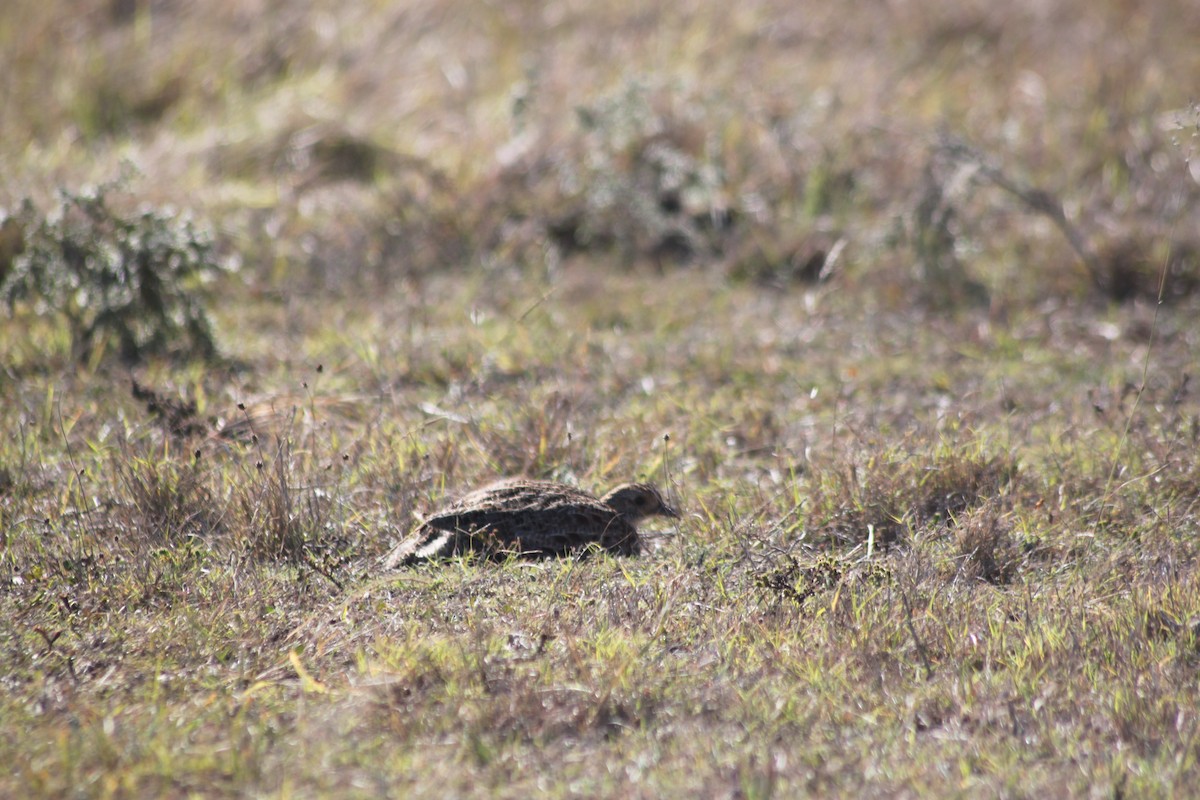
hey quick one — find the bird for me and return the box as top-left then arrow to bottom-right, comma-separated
382,478 -> 679,567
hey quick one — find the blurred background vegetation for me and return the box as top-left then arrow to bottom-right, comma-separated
3,0 -> 1198,321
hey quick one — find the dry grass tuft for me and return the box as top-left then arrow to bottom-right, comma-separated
950,499 -> 1027,585
806,445 -> 1018,547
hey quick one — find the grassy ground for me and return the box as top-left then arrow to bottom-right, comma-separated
3,0 -> 1200,796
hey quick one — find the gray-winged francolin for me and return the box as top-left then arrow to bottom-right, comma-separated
383,479 -> 679,567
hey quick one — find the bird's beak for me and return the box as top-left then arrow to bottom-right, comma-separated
662,503 -> 680,519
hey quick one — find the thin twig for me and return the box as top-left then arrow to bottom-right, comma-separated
899,585 -> 935,681
938,134 -> 1101,283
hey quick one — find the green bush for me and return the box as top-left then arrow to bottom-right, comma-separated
1,182 -> 227,364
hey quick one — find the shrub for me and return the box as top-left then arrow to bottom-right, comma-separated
1,181 -> 227,364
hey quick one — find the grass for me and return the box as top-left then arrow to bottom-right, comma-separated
3,0 -> 1200,796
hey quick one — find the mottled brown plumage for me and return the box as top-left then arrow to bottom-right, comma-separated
383,479 -> 679,567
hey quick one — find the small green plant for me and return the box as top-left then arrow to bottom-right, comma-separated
1,181 -> 227,364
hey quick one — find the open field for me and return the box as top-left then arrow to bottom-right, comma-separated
3,0 -> 1200,796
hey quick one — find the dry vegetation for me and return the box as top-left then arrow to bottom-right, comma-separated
3,0 -> 1200,796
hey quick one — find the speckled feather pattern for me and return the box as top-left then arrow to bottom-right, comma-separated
383,479 -> 678,567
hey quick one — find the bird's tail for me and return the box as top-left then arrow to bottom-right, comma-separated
381,527 -> 457,568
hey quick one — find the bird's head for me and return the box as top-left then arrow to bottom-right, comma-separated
602,483 -> 680,523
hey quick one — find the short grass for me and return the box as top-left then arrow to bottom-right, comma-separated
3,0 -> 1200,796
